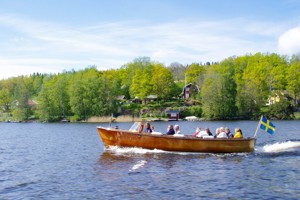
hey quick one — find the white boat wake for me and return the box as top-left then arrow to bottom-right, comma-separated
261,141 -> 300,153
129,160 -> 147,172
106,146 -> 165,154
106,146 -> 249,156
106,146 -> 211,155
105,141 -> 300,156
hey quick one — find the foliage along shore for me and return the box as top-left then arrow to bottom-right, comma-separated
0,53 -> 300,122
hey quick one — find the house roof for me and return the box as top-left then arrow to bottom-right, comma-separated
166,110 -> 180,114
184,83 -> 192,88
117,95 -> 126,100
28,100 -> 38,106
145,95 -> 158,99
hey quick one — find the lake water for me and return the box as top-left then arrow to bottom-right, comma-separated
0,120 -> 300,200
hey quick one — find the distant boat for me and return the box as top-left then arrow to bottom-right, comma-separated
185,116 -> 200,121
97,122 -> 256,153
6,120 -> 21,123
60,119 -> 70,123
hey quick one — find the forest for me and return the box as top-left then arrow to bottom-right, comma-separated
0,52 -> 300,122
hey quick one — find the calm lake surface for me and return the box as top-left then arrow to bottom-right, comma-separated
1,120 -> 300,200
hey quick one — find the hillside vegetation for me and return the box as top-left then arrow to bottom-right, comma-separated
0,53 -> 300,122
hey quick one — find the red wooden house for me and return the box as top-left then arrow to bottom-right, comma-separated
166,110 -> 180,121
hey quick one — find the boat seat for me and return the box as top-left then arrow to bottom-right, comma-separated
151,132 -> 162,135
173,134 -> 184,137
202,136 -> 214,139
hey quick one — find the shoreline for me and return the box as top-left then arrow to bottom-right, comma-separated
2,112 -> 300,123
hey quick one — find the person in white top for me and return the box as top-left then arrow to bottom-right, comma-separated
216,127 -> 228,138
193,127 -> 201,137
196,130 -> 209,138
150,125 -> 163,135
173,124 -> 184,137
215,128 -> 220,137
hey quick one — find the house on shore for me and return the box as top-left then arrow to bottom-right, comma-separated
166,110 -> 180,121
182,83 -> 199,99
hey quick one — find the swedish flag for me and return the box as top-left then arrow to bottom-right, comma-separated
260,115 -> 275,135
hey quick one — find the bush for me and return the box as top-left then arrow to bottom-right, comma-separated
70,115 -> 81,122
173,105 -> 202,119
295,112 -> 300,119
269,99 -> 294,119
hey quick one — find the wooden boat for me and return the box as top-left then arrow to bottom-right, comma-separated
97,123 -> 256,153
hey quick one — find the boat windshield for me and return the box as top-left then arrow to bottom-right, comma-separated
129,122 -> 140,131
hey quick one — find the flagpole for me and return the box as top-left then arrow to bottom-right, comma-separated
254,115 -> 263,138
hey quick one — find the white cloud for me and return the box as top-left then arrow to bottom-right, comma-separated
278,25 -> 300,54
0,58 -> 81,79
0,14 -> 288,79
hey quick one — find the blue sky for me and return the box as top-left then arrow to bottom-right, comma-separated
1,0 -> 300,79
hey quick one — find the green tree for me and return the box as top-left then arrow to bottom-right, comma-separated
96,76 -> 118,116
234,55 -> 253,118
269,92 -> 294,119
37,78 -> 58,121
123,57 -> 153,98
51,74 -> 71,119
168,62 -> 186,81
152,63 -> 177,99
68,67 -> 118,120
69,78 -> 87,120
185,63 -> 205,88
102,69 -> 123,97
201,61 -> 237,119
290,53 -> 300,64
286,61 -> 300,108
31,73 -> 44,96
0,88 -> 13,112
267,54 -> 287,91
14,78 -> 33,120
242,53 -> 269,117
130,69 -> 143,99
68,68 -> 99,120
201,70 -> 220,119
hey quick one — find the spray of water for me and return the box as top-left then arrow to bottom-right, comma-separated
105,141 -> 300,156
106,146 -> 165,154
261,141 -> 300,153
129,160 -> 147,172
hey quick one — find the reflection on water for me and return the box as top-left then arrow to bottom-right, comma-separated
98,146 -> 254,173
99,151 -> 135,165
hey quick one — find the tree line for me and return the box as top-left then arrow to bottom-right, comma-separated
0,53 -> 300,122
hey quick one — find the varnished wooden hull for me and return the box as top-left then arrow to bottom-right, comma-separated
97,127 -> 256,153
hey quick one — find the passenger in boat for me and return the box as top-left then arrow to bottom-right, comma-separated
166,125 -> 175,135
173,125 -> 184,137
234,128 -> 243,138
144,122 -> 152,133
137,122 -> 144,133
196,129 -> 209,138
151,126 -> 163,135
216,127 -> 228,138
197,128 -> 214,139
225,127 -> 233,138
205,128 -> 213,136
193,127 -> 201,137
215,128 -> 220,138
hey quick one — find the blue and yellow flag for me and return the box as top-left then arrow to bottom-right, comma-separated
260,115 -> 275,135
